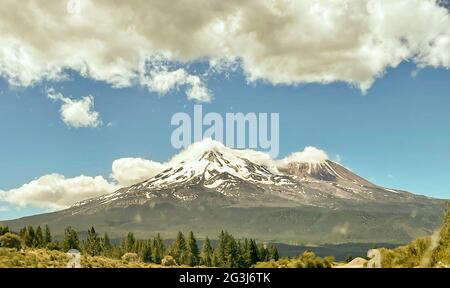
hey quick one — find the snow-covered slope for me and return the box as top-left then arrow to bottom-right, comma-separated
71,139 -> 434,213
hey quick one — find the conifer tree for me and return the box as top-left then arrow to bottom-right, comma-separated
247,239 -> 259,265
122,232 -> 136,253
268,244 -> 279,261
102,232 -> 112,255
35,226 -> 44,247
63,226 -> 80,251
169,231 -> 187,265
224,234 -> 239,268
152,233 -> 165,264
215,231 -> 227,266
200,237 -> 213,267
211,250 -> 220,267
257,243 -> 268,262
237,240 -> 248,268
142,240 -> 153,263
186,231 -> 200,266
24,226 -> 35,248
44,225 -> 52,245
85,227 -> 101,256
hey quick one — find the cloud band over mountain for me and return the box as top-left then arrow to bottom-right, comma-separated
0,139 -> 332,210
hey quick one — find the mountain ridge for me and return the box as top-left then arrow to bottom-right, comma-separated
1,139 -> 446,245
70,140 -> 438,213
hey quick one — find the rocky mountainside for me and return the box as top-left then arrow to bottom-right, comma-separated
70,140 -> 437,214
1,140 -> 445,244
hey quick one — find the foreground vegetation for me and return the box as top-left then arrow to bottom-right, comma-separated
379,202 -> 450,268
0,225 -> 337,268
1,202 -> 448,268
0,225 -> 283,268
0,247 -> 166,268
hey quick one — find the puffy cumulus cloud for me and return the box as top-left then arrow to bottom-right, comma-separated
0,174 -> 118,210
47,88 -> 101,128
142,66 -> 212,102
0,0 -> 448,96
278,146 -> 329,167
0,157 -> 166,210
111,157 -> 166,186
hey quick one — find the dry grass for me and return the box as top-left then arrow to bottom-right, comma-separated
0,248 -> 167,268
0,248 -> 68,268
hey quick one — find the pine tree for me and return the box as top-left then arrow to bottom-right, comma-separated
63,226 -> 80,251
84,227 -> 101,256
142,240 -> 153,263
211,250 -> 220,267
122,232 -> 136,253
247,239 -> 259,265
35,226 -> 44,248
44,225 -> 52,245
224,234 -> 239,268
152,233 -> 165,264
200,237 -> 213,267
237,240 -> 248,268
257,243 -> 268,262
268,244 -> 279,261
215,231 -> 227,267
169,231 -> 187,265
102,232 -> 112,255
24,226 -> 35,248
186,231 -> 200,266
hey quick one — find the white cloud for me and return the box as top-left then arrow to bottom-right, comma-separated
142,67 -> 212,102
111,157 -> 166,186
278,146 -> 329,167
0,174 -> 118,210
0,206 -> 9,212
47,88 -> 101,128
0,0 -> 447,96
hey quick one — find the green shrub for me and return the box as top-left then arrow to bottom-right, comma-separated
380,237 -> 431,268
121,252 -> 139,263
161,255 -> 177,266
431,203 -> 450,266
0,233 -> 22,250
46,241 -> 63,251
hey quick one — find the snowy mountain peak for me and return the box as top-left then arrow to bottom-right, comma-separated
169,138 -> 275,168
70,139 -> 434,213
139,146 -> 279,190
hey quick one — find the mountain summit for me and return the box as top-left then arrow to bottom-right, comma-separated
72,139 -> 435,213
1,139 -> 445,244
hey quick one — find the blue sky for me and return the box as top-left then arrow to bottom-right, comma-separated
0,0 -> 449,220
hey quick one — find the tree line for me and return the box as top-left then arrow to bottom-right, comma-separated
0,225 -> 279,267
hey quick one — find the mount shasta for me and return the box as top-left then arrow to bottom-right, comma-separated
2,140 -> 445,244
